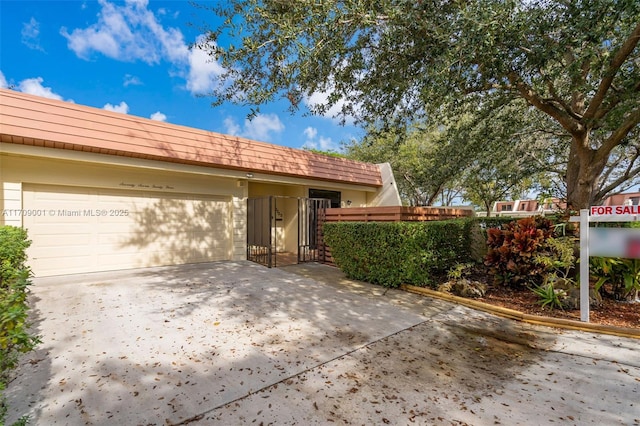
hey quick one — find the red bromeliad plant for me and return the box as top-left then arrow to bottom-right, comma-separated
484,216 -> 554,288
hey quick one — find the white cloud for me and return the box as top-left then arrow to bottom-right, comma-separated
304,90 -> 357,125
186,35 -> 226,95
150,111 -> 166,121
123,74 -> 142,86
0,73 -> 75,102
301,126 -> 340,152
303,127 -> 317,140
60,0 -> 225,96
0,71 -> 7,89
223,117 -> 241,136
60,0 -> 189,65
223,114 -> 284,142
18,77 -> 64,100
303,71 -> 361,125
103,101 -> 129,114
22,17 -> 44,51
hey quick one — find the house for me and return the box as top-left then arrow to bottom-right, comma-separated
0,89 -> 401,277
602,192 -> 640,207
492,192 -> 640,217
492,198 -> 566,217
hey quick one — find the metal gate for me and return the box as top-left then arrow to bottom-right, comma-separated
247,196 -> 329,267
246,197 -> 274,267
298,198 -> 330,263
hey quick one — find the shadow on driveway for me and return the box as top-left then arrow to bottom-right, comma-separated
5,261 -> 638,425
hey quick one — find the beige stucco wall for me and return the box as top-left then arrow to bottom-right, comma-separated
367,163 -> 402,207
1,154 -> 243,198
0,151 -> 248,261
1,143 -> 399,272
1,181 -> 22,227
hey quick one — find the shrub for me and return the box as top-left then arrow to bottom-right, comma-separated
588,222 -> 640,301
533,236 -> 577,278
591,257 -> 640,301
467,217 -> 515,262
323,219 -> 475,288
484,216 -> 555,288
0,226 -> 40,425
528,236 -> 580,310
531,282 -> 566,310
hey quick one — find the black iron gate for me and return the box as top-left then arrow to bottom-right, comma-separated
247,196 -> 329,267
246,196 -> 274,267
298,198 -> 330,263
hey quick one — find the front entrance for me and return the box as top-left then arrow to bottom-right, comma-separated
247,196 -> 330,267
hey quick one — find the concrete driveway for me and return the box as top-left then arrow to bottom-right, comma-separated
5,261 -> 639,425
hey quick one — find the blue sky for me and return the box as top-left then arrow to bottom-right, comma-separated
0,0 -> 362,151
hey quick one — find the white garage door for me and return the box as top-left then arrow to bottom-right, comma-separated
23,184 -> 231,277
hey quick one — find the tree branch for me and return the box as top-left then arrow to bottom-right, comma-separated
598,107 -> 640,160
595,163 -> 640,203
507,72 -> 582,135
528,151 -> 566,175
594,145 -> 640,200
583,21 -> 640,121
544,78 -> 581,119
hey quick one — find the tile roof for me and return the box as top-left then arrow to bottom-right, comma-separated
0,89 -> 382,187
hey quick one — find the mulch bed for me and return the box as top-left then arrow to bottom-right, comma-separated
480,286 -> 640,329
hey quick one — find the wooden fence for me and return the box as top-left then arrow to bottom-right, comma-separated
323,206 -> 473,222
318,206 -> 474,265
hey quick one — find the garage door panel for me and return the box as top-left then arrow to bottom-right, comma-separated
29,233 -> 95,248
30,189 -> 92,202
32,256 -> 95,274
97,252 -> 147,269
23,184 -> 231,276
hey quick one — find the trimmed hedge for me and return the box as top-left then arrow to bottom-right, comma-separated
1,226 -> 39,424
323,219 -> 477,288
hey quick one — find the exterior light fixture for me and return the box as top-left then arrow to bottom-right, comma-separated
246,172 -> 254,178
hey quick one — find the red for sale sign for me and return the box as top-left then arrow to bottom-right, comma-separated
590,205 -> 640,215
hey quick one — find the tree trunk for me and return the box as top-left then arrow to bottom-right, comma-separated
565,134 -> 608,210
484,200 -> 492,217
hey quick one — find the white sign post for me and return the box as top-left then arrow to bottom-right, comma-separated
579,209 -> 590,322
571,205 -> 640,322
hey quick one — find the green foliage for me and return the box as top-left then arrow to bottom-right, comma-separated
344,124 -> 463,206
323,219 -> 475,288
529,236 -> 578,310
465,217 -> 515,262
301,147 -> 347,158
0,227 -> 30,286
531,283 -> 566,310
0,226 -> 40,425
447,263 -> 476,281
533,236 -> 577,277
590,256 -> 640,301
452,103 -> 548,213
198,0 -> 640,209
484,216 -> 555,288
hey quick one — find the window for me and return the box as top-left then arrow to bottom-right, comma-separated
631,197 -> 640,206
520,203 -> 527,211
501,204 -> 512,211
309,189 -> 341,208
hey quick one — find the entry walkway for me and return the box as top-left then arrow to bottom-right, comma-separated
6,261 -> 639,425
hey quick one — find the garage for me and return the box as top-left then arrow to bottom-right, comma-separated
22,184 -> 231,277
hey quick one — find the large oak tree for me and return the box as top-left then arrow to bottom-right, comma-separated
197,0 -> 640,209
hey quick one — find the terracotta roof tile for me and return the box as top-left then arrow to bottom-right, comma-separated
0,89 -> 382,186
